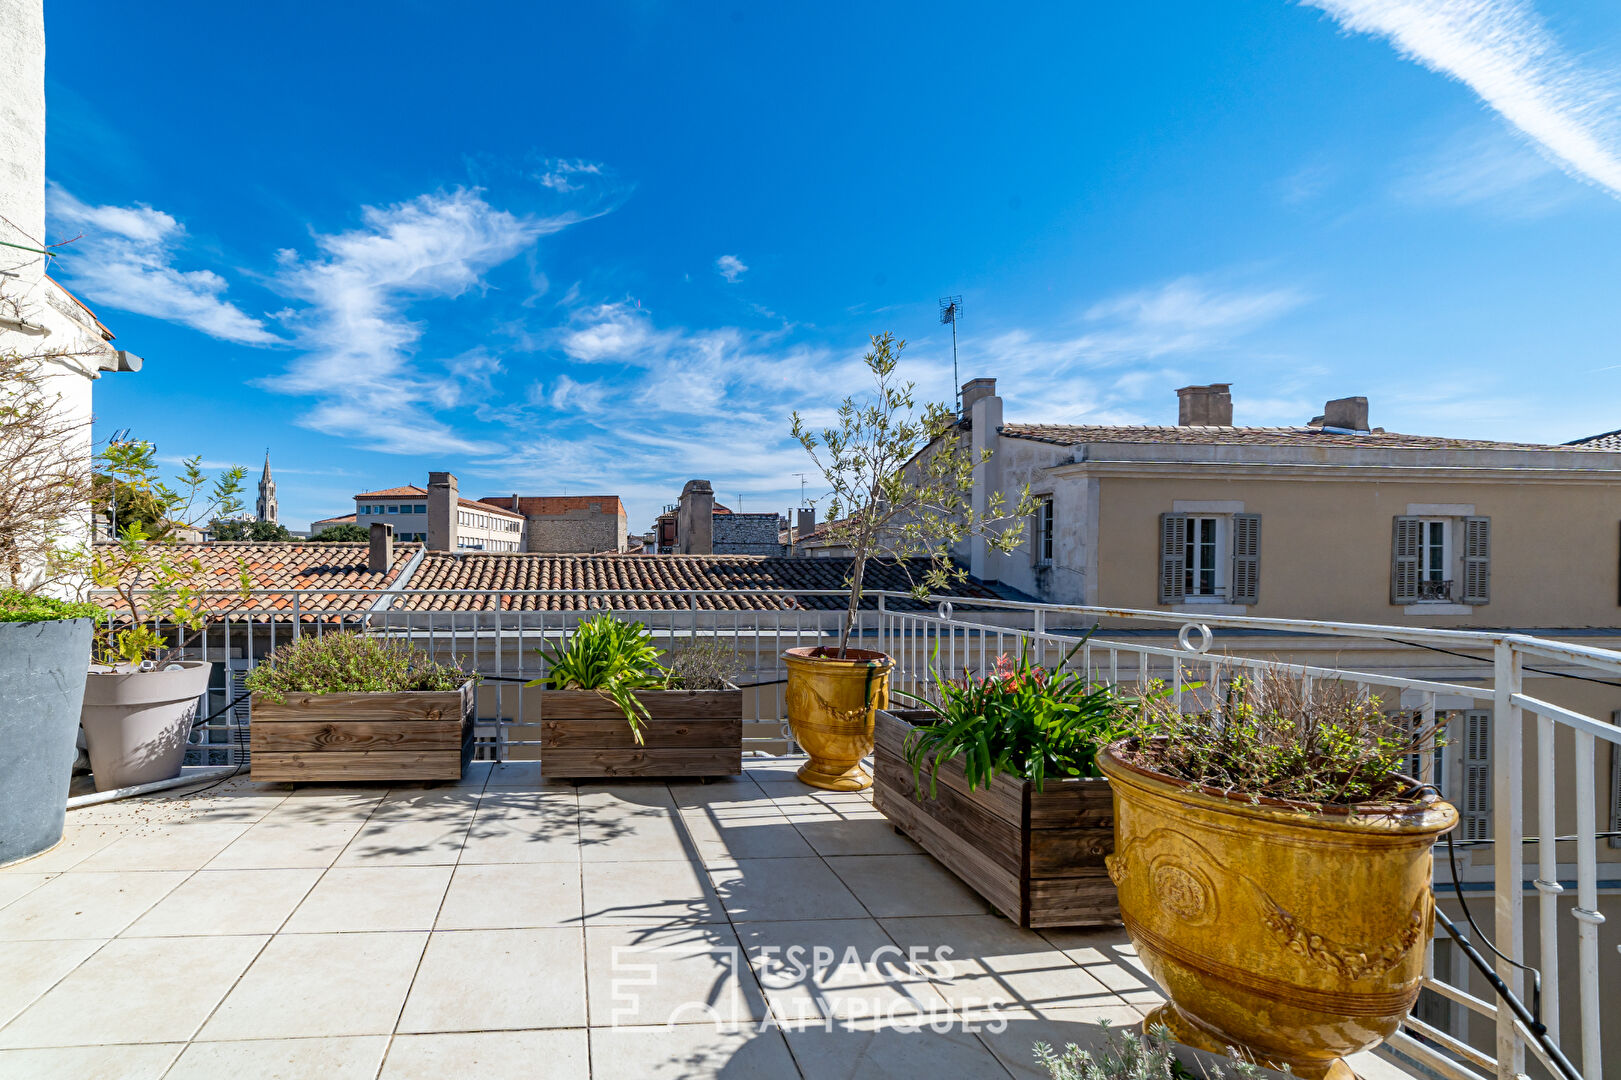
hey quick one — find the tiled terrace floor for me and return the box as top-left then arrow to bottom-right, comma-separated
1,756 -> 1404,1080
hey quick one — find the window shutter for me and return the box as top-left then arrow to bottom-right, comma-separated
1158,513 -> 1187,603
1610,715 -> 1620,850
1461,710 -> 1492,841
1230,513 -> 1260,605
1391,516 -> 1421,604
1461,517 -> 1491,605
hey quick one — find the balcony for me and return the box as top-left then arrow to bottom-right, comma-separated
6,588 -> 1616,1079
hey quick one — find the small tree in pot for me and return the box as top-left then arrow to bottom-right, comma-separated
76,440 -> 248,791
785,332 -> 1036,790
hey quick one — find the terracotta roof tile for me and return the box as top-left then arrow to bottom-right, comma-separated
1569,429 -> 1621,451
999,423 -> 1594,452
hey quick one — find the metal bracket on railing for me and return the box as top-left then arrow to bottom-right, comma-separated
937,601 -> 954,622
1177,622 -> 1213,654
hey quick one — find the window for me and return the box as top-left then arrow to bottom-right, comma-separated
1460,710 -> 1492,841
413,504 -> 426,514
358,505 -> 370,514
387,505 -> 398,514
1392,516 -> 1489,605
1158,512 -> 1260,605
1033,497 -> 1054,565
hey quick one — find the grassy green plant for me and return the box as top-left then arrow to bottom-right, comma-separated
243,633 -> 469,703
527,615 -> 666,742
0,588 -> 106,624
897,637 -> 1129,795
664,639 -> 744,691
1034,1022 -> 1262,1080
1119,666 -> 1440,806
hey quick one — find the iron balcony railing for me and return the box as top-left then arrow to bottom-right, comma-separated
96,586 -> 1618,1080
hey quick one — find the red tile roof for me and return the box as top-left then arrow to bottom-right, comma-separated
395,554 -> 998,612
999,423 -> 1590,452
99,541 -> 421,620
1569,429 -> 1621,451
311,514 -> 356,528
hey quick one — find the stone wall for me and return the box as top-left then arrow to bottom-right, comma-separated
713,512 -> 786,556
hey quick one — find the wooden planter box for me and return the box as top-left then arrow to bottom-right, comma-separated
540,688 -> 742,780
872,708 -> 1118,929
249,682 -> 475,782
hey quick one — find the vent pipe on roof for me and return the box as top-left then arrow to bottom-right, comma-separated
1176,384 -> 1233,426
369,522 -> 394,574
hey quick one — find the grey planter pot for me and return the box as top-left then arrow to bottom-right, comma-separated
0,618 -> 94,868
81,661 -> 214,792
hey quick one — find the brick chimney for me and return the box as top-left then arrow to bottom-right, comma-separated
427,472 -> 459,551
1321,396 -> 1370,432
796,506 -> 816,540
368,522 -> 394,574
676,479 -> 715,555
1176,383 -> 1233,426
960,377 -> 997,417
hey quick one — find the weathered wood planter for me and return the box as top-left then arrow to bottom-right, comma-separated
540,688 -> 743,780
872,708 -> 1119,928
249,682 -> 476,782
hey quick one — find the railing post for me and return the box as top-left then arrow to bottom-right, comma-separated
1492,640 -> 1526,1080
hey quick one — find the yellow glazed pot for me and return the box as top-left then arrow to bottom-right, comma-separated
1097,743 -> 1457,1080
783,646 -> 891,791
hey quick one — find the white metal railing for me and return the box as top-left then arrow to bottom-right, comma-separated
97,586 -> 1617,1080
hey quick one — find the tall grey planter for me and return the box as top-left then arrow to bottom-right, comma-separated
0,618 -> 94,868
81,661 -> 213,792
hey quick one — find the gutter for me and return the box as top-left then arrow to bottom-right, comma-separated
368,545 -> 427,614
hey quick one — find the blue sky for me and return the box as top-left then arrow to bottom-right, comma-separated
45,1 -> 1621,533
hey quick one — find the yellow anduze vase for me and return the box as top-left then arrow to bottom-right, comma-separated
782,646 -> 892,791
1097,743 -> 1457,1080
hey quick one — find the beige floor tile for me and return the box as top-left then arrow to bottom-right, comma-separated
205,818 -> 366,869
483,761 -> 547,788
667,775 -> 767,808
1039,927 -> 1163,1004
435,862 -> 582,929
396,928 -> 585,1032
974,1005 -> 1154,1079
586,923 -> 768,1026
0,823 -> 131,873
369,788 -> 483,821
707,858 -> 866,923
588,1025 -> 798,1080
380,1030 -> 590,1079
164,1036 -> 389,1080
123,868 -> 322,937
825,854 -> 989,918
200,931 -> 427,1039
880,915 -> 1115,1013
679,806 -> 816,863
581,859 -> 727,926
335,813 -> 473,866
458,798 -> 581,864
0,1043 -> 183,1080
0,871 -> 187,940
578,791 -> 691,862
0,873 -> 52,909
793,816 -> 923,856
737,918 -> 951,1025
260,790 -> 387,824
73,823 -> 251,872
0,934 -> 266,1047
783,1021 -> 1014,1079
0,939 -> 107,1026
283,865 -> 453,932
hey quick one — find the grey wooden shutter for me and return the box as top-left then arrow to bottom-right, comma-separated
1230,513 -> 1260,605
1391,516 -> 1421,604
1461,710 -> 1492,841
1610,716 -> 1620,849
1158,513 -> 1187,603
1461,517 -> 1490,605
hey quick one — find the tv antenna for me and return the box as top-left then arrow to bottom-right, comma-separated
793,473 -> 809,505
939,296 -> 963,413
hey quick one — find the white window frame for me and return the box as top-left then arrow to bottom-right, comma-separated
1033,496 -> 1054,566
1415,517 -> 1453,591
1183,515 -> 1230,600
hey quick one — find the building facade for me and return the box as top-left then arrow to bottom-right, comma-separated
652,480 -> 788,555
477,494 -> 628,553
353,474 -> 522,551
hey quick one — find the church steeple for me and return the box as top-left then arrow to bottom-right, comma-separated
256,449 -> 278,524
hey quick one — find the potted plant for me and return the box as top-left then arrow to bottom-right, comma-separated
245,633 -> 475,781
0,340 -> 105,861
533,616 -> 744,780
78,441 -> 247,791
874,641 -> 1128,927
787,332 -> 1036,790
1098,669 -> 1456,1077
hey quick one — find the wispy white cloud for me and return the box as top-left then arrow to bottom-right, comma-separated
1303,0 -> 1621,198
48,184 -> 281,344
1390,125 -> 1581,215
715,254 -> 748,283
264,188 -> 570,455
535,158 -> 605,193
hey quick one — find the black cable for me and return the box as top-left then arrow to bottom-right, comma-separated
1442,828 -> 1544,1026
1383,637 -> 1621,689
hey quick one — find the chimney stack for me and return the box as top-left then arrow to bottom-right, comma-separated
368,522 -> 394,574
1176,384 -> 1233,426
1321,396 -> 1370,432
796,506 -> 816,540
427,472 -> 459,551
676,479 -> 715,555
960,377 -> 997,417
